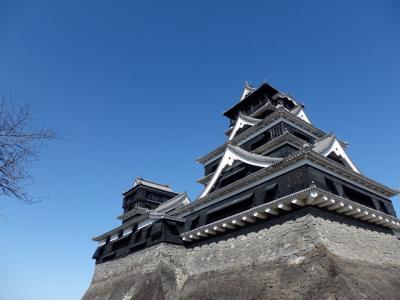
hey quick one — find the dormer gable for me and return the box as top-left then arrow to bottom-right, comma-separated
312,135 -> 360,173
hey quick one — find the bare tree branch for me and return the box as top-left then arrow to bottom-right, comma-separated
0,93 -> 58,204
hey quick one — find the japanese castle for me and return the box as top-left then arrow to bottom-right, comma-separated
91,81 -> 399,265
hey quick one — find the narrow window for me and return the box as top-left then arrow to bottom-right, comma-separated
264,184 -> 278,203
327,153 -> 347,167
112,235 -> 130,251
343,186 -> 374,209
293,131 -> 311,143
135,230 -> 143,242
257,109 -> 274,119
377,201 -> 390,214
325,178 -> 339,195
206,195 -> 254,224
190,215 -> 200,229
219,167 -> 247,188
250,132 -> 272,151
168,222 -> 179,236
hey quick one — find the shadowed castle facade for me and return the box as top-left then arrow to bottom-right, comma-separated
84,81 -> 400,300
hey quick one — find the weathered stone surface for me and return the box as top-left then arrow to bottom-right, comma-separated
83,209 -> 400,300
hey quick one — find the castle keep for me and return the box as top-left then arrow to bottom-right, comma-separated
83,81 -> 400,300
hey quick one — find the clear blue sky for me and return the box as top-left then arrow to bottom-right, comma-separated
0,1 -> 399,299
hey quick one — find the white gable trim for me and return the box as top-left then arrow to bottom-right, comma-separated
184,157 -> 389,217
294,108 -> 311,124
316,137 -> 360,174
228,113 -> 260,141
240,81 -> 256,101
199,145 -> 282,198
204,116 -> 319,166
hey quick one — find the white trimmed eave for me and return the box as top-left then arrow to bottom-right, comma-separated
94,196 -> 189,243
181,186 -> 400,243
118,206 -> 149,221
313,136 -> 361,174
154,193 -> 191,214
240,81 -> 256,101
177,149 -> 398,217
291,106 -> 311,124
228,113 -> 261,141
244,109 -> 325,142
118,193 -> 190,222
94,213 -> 186,246
249,101 -> 277,118
197,132 -> 306,186
198,109 -> 324,166
199,144 -> 282,198
93,213 -> 149,242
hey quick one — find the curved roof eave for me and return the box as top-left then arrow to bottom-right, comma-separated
199,144 -> 282,198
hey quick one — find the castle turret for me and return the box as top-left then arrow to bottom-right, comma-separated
91,178 -> 190,264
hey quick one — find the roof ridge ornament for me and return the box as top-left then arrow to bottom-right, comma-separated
240,80 -> 256,101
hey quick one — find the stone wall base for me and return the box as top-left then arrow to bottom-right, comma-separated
83,208 -> 400,300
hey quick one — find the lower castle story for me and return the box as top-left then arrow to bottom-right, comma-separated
83,207 -> 400,300
92,163 -> 398,265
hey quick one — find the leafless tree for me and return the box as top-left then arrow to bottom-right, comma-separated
0,93 -> 57,203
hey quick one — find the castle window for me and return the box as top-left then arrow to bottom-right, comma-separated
293,131 -> 311,143
327,153 -> 347,167
264,184 -> 278,203
112,235 -> 130,252
257,109 -> 274,119
236,124 -> 251,136
190,215 -> 200,230
150,223 -> 162,241
250,132 -> 272,151
206,194 -> 254,224
219,167 -> 247,188
325,178 -> 339,195
210,164 -> 218,173
343,186 -> 374,209
377,201 -> 390,214
135,230 -> 143,242
167,222 -> 179,236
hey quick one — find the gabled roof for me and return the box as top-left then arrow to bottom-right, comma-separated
133,178 -> 173,192
197,132 -> 306,186
199,144 -> 282,198
94,192 -> 190,242
228,113 -> 261,141
225,102 -> 276,136
118,192 -> 190,221
312,135 -> 360,173
290,106 -> 311,124
197,109 -> 325,165
223,82 -> 279,119
154,192 -> 191,213
178,148 -> 399,216
123,177 -> 175,195
224,81 -> 307,119
240,81 -> 256,101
